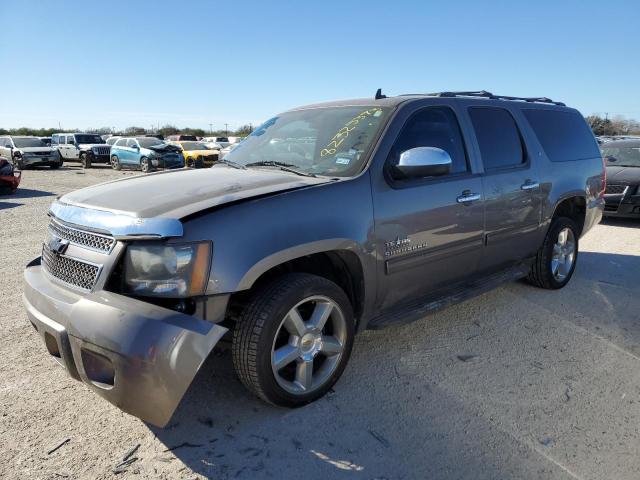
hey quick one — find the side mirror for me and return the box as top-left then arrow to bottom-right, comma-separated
391,147 -> 452,179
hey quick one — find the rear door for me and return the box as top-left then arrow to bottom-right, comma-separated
372,104 -> 485,310
466,106 -> 543,272
59,135 -> 77,160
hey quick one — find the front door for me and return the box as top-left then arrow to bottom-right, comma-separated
466,106 -> 543,271
372,105 -> 485,311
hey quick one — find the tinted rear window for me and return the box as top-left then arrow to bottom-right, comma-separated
469,107 -> 524,170
523,109 -> 599,162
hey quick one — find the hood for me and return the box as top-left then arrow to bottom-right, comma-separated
79,143 -> 109,148
147,144 -> 181,153
183,149 -> 217,156
59,165 -> 332,219
605,165 -> 640,185
19,147 -> 57,153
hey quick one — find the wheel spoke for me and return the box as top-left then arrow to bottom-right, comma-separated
320,336 -> 343,356
308,301 -> 333,330
284,308 -> 306,337
295,359 -> 314,390
273,345 -> 299,370
551,259 -> 560,276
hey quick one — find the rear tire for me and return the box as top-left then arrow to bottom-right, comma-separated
186,157 -> 194,168
527,216 -> 579,289
232,273 -> 355,407
111,155 -> 121,171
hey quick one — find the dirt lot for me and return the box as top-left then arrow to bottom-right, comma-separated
1,165 -> 639,480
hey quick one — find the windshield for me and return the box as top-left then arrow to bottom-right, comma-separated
75,134 -> 105,144
137,137 -> 164,148
225,106 -> 390,177
181,142 -> 209,150
13,137 -> 45,148
602,145 -> 640,167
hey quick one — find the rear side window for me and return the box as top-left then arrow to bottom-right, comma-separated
469,107 -> 524,170
523,109 -> 600,162
390,106 -> 469,175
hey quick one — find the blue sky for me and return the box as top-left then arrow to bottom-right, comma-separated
0,0 -> 638,131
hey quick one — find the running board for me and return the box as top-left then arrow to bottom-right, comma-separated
367,262 -> 531,330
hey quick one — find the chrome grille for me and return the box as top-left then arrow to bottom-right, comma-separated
48,218 -> 115,253
92,146 -> 111,156
605,184 -> 628,195
42,246 -> 99,291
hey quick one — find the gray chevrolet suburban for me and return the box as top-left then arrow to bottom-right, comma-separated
23,91 -> 605,426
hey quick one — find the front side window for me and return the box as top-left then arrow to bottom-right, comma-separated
114,138 -> 128,147
225,106 -> 391,177
126,139 -> 138,148
388,106 -> 469,175
469,107 -> 524,170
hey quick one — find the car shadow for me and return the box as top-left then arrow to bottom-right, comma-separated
600,216 -> 639,228
0,201 -> 23,210
8,188 -> 56,199
147,250 -> 640,479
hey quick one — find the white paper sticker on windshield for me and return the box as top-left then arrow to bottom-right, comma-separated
335,157 -> 351,165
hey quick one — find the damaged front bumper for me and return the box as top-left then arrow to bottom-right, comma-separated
23,260 -> 228,427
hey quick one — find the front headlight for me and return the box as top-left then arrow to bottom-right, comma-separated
123,241 -> 211,297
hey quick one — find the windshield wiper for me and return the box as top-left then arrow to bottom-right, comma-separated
245,161 -> 316,177
216,158 -> 246,169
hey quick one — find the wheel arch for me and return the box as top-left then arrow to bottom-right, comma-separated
550,194 -> 586,237
229,242 -> 368,327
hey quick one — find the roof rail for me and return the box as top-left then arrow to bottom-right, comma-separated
425,90 -> 566,106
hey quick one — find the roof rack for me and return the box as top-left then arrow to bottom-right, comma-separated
425,90 -> 565,106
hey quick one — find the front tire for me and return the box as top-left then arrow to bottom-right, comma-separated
140,157 -> 151,173
527,216 -> 578,289
80,153 -> 91,169
232,273 -> 355,407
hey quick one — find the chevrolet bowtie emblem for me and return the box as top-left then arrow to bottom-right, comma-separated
48,236 -> 70,255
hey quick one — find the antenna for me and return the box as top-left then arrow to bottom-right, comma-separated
375,88 -> 386,100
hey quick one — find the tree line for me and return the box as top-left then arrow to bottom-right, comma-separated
586,115 -> 640,136
3,117 -> 640,138
0,124 -> 254,138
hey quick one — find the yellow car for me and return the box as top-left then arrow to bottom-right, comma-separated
170,141 -> 219,168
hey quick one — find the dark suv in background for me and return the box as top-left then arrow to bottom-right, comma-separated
24,90 -> 604,426
601,139 -> 640,217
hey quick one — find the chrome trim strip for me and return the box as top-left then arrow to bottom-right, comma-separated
49,200 -> 183,240
48,217 -> 116,254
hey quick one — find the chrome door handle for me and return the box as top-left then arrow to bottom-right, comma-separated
456,192 -> 481,203
521,181 -> 540,191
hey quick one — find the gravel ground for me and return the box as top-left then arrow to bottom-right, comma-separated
1,165 -> 639,480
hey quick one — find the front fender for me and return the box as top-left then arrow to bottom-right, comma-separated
236,239 -> 366,291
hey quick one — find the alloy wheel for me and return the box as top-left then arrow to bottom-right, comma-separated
551,227 -> 575,281
270,295 -> 347,395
